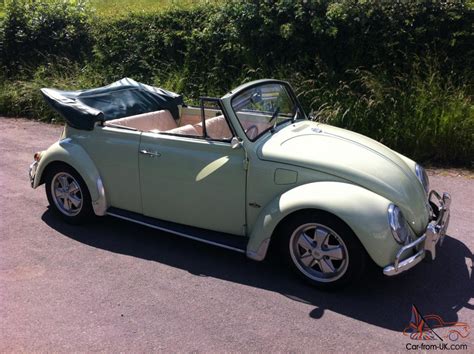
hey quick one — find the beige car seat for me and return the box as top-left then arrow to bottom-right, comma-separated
107,110 -> 177,132
195,115 -> 232,140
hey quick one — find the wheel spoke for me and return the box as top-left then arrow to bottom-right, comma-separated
314,227 -> 329,247
323,246 -> 344,260
58,175 -> 69,189
54,188 -> 63,197
68,181 -> 80,194
62,197 -> 70,210
69,195 -> 81,208
319,258 -> 336,274
300,253 -> 314,267
297,233 -> 314,252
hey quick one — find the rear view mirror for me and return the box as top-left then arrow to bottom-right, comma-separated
250,89 -> 263,104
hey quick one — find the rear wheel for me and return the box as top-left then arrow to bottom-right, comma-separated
277,211 -> 367,290
45,164 -> 94,224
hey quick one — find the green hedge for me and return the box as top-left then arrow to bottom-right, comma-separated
91,1 -> 473,95
1,0 -> 93,75
0,0 -> 473,166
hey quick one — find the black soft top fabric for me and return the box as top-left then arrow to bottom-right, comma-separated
41,78 -> 183,130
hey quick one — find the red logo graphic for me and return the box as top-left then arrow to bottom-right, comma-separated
403,305 -> 470,341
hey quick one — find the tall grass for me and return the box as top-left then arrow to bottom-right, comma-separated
0,58 -> 105,121
293,61 -> 473,166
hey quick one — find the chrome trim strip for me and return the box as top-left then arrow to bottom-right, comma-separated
92,177 -> 107,216
107,212 -> 247,254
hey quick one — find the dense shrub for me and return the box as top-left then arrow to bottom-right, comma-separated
92,8 -> 209,83
92,0 -> 473,95
1,0 -> 93,75
0,0 -> 472,166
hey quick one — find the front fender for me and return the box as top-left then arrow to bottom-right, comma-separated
247,181 -> 401,267
33,138 -> 107,215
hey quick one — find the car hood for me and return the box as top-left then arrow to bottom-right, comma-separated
257,121 -> 429,234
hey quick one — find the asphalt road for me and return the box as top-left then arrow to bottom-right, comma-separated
1,117 -> 473,352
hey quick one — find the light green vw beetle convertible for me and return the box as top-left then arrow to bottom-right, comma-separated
29,78 -> 451,289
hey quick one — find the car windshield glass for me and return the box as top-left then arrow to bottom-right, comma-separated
231,83 -> 301,141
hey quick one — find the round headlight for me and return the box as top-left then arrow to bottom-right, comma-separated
387,204 -> 411,244
415,164 -> 429,194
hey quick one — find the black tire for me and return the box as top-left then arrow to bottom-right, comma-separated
45,163 -> 94,224
275,210 -> 367,290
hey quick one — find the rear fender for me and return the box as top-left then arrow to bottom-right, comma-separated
33,138 -> 107,215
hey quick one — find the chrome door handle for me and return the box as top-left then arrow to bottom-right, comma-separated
139,149 -> 161,157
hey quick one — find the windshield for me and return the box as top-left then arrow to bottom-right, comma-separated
231,83 -> 303,141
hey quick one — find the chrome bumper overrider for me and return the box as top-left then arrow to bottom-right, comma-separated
29,160 -> 38,187
383,191 -> 451,276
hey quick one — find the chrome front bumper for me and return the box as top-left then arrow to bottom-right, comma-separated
383,191 -> 451,276
29,160 -> 38,187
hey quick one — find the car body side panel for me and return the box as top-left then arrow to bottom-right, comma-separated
247,181 -> 405,267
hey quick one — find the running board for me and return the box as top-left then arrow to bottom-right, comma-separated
106,207 -> 247,253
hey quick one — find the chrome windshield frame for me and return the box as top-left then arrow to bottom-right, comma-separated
229,80 -> 307,142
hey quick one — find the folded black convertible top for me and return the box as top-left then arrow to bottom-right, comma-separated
41,78 -> 183,130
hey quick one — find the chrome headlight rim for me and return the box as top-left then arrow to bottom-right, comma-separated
415,164 -> 429,194
387,204 -> 410,245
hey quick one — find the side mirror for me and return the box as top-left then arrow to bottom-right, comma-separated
231,137 -> 242,149
309,111 -> 319,121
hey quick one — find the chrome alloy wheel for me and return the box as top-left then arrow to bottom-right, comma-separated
51,172 -> 83,217
289,223 -> 349,283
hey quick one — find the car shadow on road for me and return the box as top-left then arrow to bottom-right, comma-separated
42,210 -> 473,332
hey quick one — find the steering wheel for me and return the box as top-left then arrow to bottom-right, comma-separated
245,125 -> 259,140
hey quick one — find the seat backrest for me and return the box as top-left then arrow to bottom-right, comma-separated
195,115 -> 232,140
107,110 -> 177,131
165,124 -> 200,136
179,113 -> 201,127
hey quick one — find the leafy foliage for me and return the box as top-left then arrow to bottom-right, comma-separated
0,0 -> 472,166
1,0 -> 93,75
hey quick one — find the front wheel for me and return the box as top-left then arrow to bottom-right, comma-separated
276,211 -> 367,290
45,164 -> 94,224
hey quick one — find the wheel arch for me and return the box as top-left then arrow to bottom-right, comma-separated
39,160 -> 73,185
34,140 -> 107,216
272,208 -> 354,241
246,181 -> 400,267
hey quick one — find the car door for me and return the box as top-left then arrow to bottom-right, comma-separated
138,112 -> 247,236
